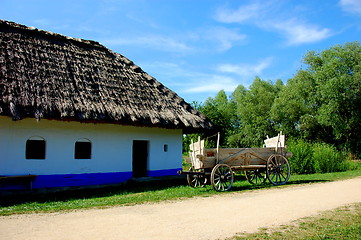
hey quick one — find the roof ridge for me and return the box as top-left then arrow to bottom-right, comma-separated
0,19 -> 104,49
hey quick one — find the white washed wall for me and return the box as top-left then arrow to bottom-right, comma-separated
0,117 -> 182,176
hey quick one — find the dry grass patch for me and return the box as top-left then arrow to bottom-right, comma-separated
231,203 -> 361,239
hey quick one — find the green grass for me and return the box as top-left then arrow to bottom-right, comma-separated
229,202 -> 361,240
0,169 -> 360,216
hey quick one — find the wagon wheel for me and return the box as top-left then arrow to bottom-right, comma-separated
211,164 -> 234,192
187,167 -> 207,188
266,154 -> 290,185
245,169 -> 266,185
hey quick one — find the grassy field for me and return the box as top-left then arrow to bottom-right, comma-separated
1,169 -> 360,216
229,202 -> 361,240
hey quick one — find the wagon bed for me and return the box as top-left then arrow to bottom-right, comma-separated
179,132 -> 292,191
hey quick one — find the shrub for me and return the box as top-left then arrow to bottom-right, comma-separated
288,139 -> 316,174
337,151 -> 361,171
313,143 -> 346,173
287,140 -> 358,174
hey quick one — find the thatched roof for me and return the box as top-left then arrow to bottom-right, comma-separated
0,20 -> 213,133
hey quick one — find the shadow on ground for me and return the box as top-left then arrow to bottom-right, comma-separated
0,175 -> 331,207
0,176 -> 188,207
227,175 -> 329,192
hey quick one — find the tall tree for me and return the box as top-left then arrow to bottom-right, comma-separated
198,90 -> 237,147
271,69 -> 320,139
231,77 -> 283,147
272,41 -> 361,155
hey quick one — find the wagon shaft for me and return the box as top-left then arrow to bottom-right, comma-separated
177,170 -> 209,176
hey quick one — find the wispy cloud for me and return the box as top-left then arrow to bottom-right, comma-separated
270,19 -> 332,45
217,57 -> 273,78
216,3 -> 262,24
141,61 -> 240,94
215,1 -> 332,45
203,26 -> 247,51
142,58 -> 273,96
103,27 -> 246,54
184,75 -> 239,93
103,35 -> 192,53
339,0 -> 361,15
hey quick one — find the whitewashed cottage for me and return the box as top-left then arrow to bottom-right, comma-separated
0,20 -> 212,191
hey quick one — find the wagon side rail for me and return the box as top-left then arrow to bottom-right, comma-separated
218,147 -> 284,168
188,137 -> 217,170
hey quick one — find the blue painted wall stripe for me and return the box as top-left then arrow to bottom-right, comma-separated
0,168 -> 182,190
147,168 -> 182,177
32,172 -> 134,189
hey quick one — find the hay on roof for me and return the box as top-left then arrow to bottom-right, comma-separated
0,20 -> 212,133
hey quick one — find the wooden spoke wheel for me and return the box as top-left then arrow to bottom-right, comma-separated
186,167 -> 207,188
211,164 -> 234,192
245,169 -> 266,185
266,154 -> 290,185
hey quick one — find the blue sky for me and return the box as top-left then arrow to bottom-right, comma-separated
1,0 -> 360,103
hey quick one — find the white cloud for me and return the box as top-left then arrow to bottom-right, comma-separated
215,2 -> 332,45
103,35 -> 192,53
141,61 -> 240,94
103,27 -> 246,55
203,27 -> 247,51
215,3 -> 263,23
340,0 -> 361,15
184,75 -> 239,93
217,57 -> 273,78
143,58 -> 274,96
271,19 -> 332,45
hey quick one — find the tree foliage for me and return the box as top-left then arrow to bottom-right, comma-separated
184,42 -> 360,157
272,41 -> 361,154
231,77 -> 283,147
198,90 -> 237,147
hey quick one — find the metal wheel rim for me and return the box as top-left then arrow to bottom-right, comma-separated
245,169 -> 266,184
266,154 -> 290,185
186,167 -> 207,188
211,164 -> 234,192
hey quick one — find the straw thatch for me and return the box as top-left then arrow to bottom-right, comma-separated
0,20 -> 213,133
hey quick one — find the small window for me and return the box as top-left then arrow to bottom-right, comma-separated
75,139 -> 92,159
164,144 -> 168,152
26,137 -> 46,159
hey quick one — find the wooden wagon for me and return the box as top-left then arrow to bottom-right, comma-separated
178,132 -> 292,191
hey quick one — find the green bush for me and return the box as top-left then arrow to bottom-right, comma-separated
313,143 -> 346,173
287,140 -> 359,174
288,139 -> 316,174
339,153 -> 361,171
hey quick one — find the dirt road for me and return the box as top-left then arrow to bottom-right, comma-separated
1,177 -> 361,240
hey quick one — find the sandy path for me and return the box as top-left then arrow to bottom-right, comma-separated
1,177 -> 360,240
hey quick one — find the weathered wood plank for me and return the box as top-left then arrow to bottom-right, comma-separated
264,133 -> 285,148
